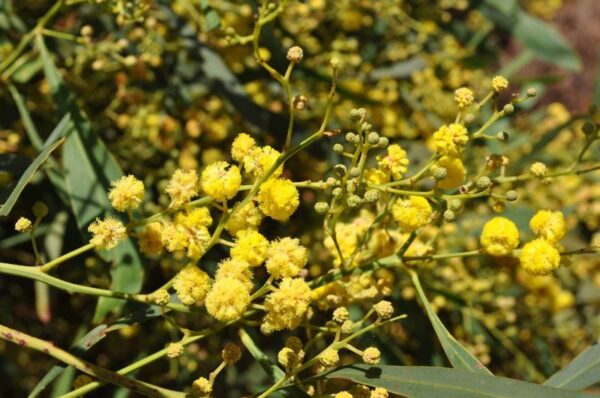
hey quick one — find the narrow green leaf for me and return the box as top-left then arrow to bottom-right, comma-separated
409,270 -> 491,374
543,344 -> 600,390
322,365 -> 597,398
36,35 -> 143,322
240,328 -> 286,381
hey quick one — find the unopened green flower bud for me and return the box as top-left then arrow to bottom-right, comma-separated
477,176 -> 491,190
497,131 -> 509,142
349,167 -> 360,178
443,209 -> 455,222
314,202 -> 330,214
345,132 -> 357,143
32,201 -> 49,218
367,132 -> 380,145
377,137 -> 389,147
347,195 -> 362,207
526,87 -> 537,97
505,190 -> 518,201
503,104 -> 514,115
364,189 -> 380,202
333,164 -> 347,177
361,122 -> 372,132
330,57 -> 341,69
350,108 -> 366,121
449,198 -> 462,211
432,167 -> 447,180
332,187 -> 343,198
333,143 -> 344,154
464,113 -> 475,124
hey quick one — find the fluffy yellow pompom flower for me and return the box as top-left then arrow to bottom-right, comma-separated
173,264 -> 211,306
166,342 -> 184,359
201,161 -> 241,202
530,162 -> 548,177
243,146 -> 283,178
205,278 -> 251,322
231,229 -> 268,267
137,222 -> 163,255
88,217 -> 127,250
175,207 -> 212,229
377,144 -> 410,180
231,133 -> 256,162
454,87 -> 474,108
529,210 -> 567,244
261,278 -> 312,334
265,237 -> 308,278
318,348 -> 339,368
258,178 -> 299,221
15,217 -> 32,232
192,377 -> 212,395
435,156 -> 466,190
519,239 -> 561,276
215,257 -> 253,290
492,75 -> 509,93
432,123 -> 469,156
362,347 -> 381,365
334,392 -> 352,398
166,169 -> 198,208
392,196 -> 432,232
225,201 -> 263,235
161,216 -> 211,260
108,175 -> 144,212
371,387 -> 389,398
480,217 -> 519,256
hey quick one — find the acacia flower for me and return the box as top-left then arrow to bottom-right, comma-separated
108,175 -> 144,212
432,123 -> 469,156
454,87 -> 474,108
88,217 -> 127,250
480,217 -> 519,256
166,169 -> 198,208
261,278 -> 312,334
529,210 -> 567,244
492,75 -> 509,93
201,161 -> 241,202
205,278 -> 251,322
257,178 -> 299,221
519,239 -> 561,276
392,196 -> 432,232
265,237 -> 308,278
231,229 -> 269,267
15,217 -> 32,233
173,264 -> 211,306
377,144 -> 410,180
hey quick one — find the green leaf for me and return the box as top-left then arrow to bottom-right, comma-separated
36,35 -> 144,322
409,270 -> 491,374
0,119 -> 67,216
543,344 -> 600,390
322,365 -> 597,398
240,328 -> 286,381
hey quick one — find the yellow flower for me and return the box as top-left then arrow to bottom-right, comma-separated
137,222 -> 163,255
335,392 -> 352,398
166,342 -> 184,358
435,156 -> 466,190
215,257 -> 254,290
88,217 -> 127,250
371,387 -> 389,398
108,175 -> 144,212
15,217 -> 32,232
231,229 -> 268,267
377,144 -> 410,180
166,169 -> 198,208
265,237 -> 308,278
530,162 -> 548,177
257,178 -> 299,221
529,210 -> 567,244
454,87 -> 474,108
205,277 -> 251,322
392,196 -> 432,232
261,278 -> 311,334
519,239 -> 560,276
318,348 -> 339,368
175,207 -> 212,229
161,216 -> 211,260
243,146 -> 283,178
231,133 -> 256,162
362,347 -> 381,365
201,161 -> 241,202
192,377 -> 212,395
432,123 -> 469,156
491,75 -> 509,93
173,264 -> 211,306
364,168 -> 390,185
225,201 -> 263,235
480,217 -> 519,256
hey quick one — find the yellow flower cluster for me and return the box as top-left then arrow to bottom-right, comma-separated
225,201 -> 263,235
173,264 -> 211,306
214,257 -> 254,290
265,237 -> 308,278
108,175 -> 144,212
231,229 -> 268,267
480,217 -> 520,256
323,210 -> 374,266
137,222 -> 163,255
454,87 -> 474,108
161,207 -> 212,259
435,156 -> 466,189
165,169 -> 198,208
519,210 -> 567,275
432,123 -> 469,156
205,277 -> 251,322
257,178 -> 299,221
261,278 -> 311,334
200,161 -> 242,202
15,217 -> 32,232
392,196 -> 432,232
377,144 -> 410,180
529,210 -> 566,244
231,133 -> 283,178
88,217 -> 127,250
491,75 -> 509,93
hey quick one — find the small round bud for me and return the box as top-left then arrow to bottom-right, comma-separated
151,289 -> 171,305
530,162 -> 548,177
346,180 -> 356,193
166,342 -> 184,358
449,199 -> 462,211
443,209 -> 455,222
505,190 -> 518,201
314,202 -> 330,214
364,189 -> 380,202
286,46 -> 303,63
367,132 -> 380,145
332,187 -> 343,198
333,143 -> 344,154
293,95 -> 307,111
286,336 -> 303,352
362,347 -> 381,365
333,307 -> 349,323
464,113 -> 475,124
377,137 -> 389,147
526,87 -> 537,97
347,195 -> 362,208
348,167 -> 359,178
345,132 -> 357,143
349,108 -> 366,121
192,377 -> 212,395
318,349 -> 340,368
15,217 -> 32,233
503,104 -> 515,115
497,131 -> 509,142
373,300 -> 393,319
476,176 -> 491,190
432,167 -> 448,181
32,201 -> 49,218
582,121 -> 596,136
330,57 -> 341,69
333,164 -> 347,177
361,122 -> 372,132
278,347 -> 299,370
80,25 -> 93,37
222,343 -> 242,364
341,320 -> 356,334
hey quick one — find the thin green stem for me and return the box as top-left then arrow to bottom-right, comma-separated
39,243 -> 95,273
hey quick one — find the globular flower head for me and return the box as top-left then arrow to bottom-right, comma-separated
318,348 -> 339,368
433,123 -> 469,156
277,347 -> 299,370
173,264 -> 211,306
161,220 -> 211,260
175,207 -> 212,229
335,392 -> 352,398
435,156 -> 466,190
225,201 -> 263,235
222,343 -> 242,364
373,300 -> 394,319
166,169 -> 198,208
377,144 -> 409,180
480,217 -> 519,256
261,278 -> 312,334
15,217 -> 32,232
215,257 -> 254,291
243,146 -> 283,178
205,278 -> 251,322
530,210 -> 567,244
166,342 -> 184,358
519,239 -> 561,276
137,222 -> 163,255
150,289 -> 171,306
371,387 -> 389,398
362,347 -> 381,365
392,196 -> 432,232
286,45 -> 303,63
265,237 -> 308,278
454,87 -> 474,108
492,75 -> 509,93
333,307 -> 349,323
231,229 -> 268,267
231,133 -> 256,162
530,162 -> 548,177
192,377 -> 212,395
201,161 -> 241,202
108,175 -> 144,212
88,217 -> 127,250
258,178 -> 299,221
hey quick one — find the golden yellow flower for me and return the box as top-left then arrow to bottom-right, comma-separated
377,144 -> 410,180
205,278 -> 251,322
225,201 -> 263,235
137,222 -> 163,255
166,169 -> 198,208
88,217 -> 127,250
392,196 -> 432,232
265,237 -> 308,278
454,87 -> 474,108
435,156 -> 466,190
432,123 -> 468,156
201,161 -> 242,202
214,257 -> 254,291
231,229 -> 268,267
529,210 -> 567,244
480,217 -> 519,256
519,239 -> 561,276
108,175 -> 144,212
15,217 -> 32,233
257,178 -> 299,221
261,278 -> 311,334
491,75 -> 509,93
231,133 -> 256,162
173,264 -> 211,306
